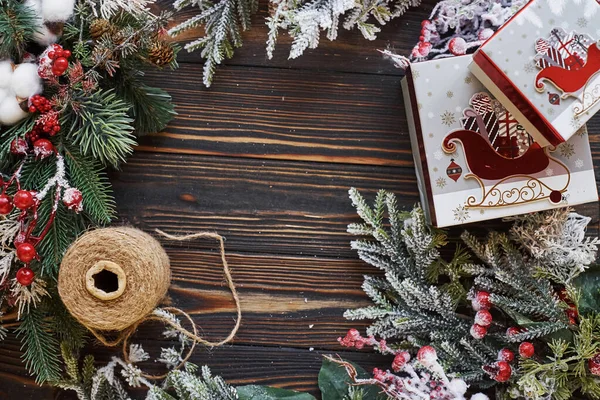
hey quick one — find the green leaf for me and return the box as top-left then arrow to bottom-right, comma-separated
318,358 -> 383,400
237,385 -> 316,400
573,268 -> 600,316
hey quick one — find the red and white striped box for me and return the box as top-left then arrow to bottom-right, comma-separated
470,0 -> 600,146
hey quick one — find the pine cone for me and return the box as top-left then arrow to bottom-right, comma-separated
148,42 -> 175,66
90,19 -> 115,40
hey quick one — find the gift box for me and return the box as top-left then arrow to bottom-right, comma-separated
470,0 -> 600,146
401,55 -> 597,228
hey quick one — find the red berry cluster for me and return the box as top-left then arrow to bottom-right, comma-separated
0,172 -> 41,285
411,20 -> 437,59
483,360 -> 512,383
484,343 -> 533,382
589,353 -> 600,376
28,94 -> 52,114
557,288 -> 579,325
11,136 -> 55,160
470,291 -> 492,339
47,44 -> 72,76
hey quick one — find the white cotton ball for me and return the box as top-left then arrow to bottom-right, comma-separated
470,394 -> 490,400
448,379 -> 468,395
0,61 -> 13,88
23,0 -> 58,46
0,96 -> 28,125
33,24 -> 58,46
0,88 -> 10,104
41,0 -> 75,22
11,63 -> 42,98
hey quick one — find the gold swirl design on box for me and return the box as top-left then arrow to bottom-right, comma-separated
464,153 -> 571,209
573,77 -> 600,118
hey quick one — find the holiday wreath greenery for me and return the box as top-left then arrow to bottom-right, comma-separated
0,0 -> 178,383
1,1 -> 599,400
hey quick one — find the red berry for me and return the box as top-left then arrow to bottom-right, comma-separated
63,49 -> 71,58
10,138 -> 28,156
506,326 -> 522,337
519,342 -> 535,358
63,188 -> 83,212
0,194 -> 13,215
483,361 -> 512,382
417,346 -> 437,367
497,348 -> 515,362
48,51 -> 55,59
449,37 -> 468,56
16,242 -> 37,263
13,190 -> 34,210
392,351 -> 410,372
566,307 -> 578,322
16,267 -> 35,286
472,291 -> 492,311
53,57 -> 69,71
33,139 -> 55,159
589,353 -> 600,376
474,309 -> 493,327
52,65 -> 64,76
470,323 -> 488,339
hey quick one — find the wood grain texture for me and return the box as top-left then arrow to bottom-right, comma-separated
139,64 -> 412,167
1,0 -> 599,397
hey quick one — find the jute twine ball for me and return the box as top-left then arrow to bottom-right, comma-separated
58,227 -> 171,332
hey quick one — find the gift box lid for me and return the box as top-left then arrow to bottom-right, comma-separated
402,55 -> 597,228
470,0 -> 600,146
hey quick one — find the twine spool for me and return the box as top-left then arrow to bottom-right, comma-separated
58,227 -> 171,332
58,227 -> 241,379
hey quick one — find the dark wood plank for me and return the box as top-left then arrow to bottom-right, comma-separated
140,64 -> 411,167
111,152 -> 415,258
162,0 -> 434,76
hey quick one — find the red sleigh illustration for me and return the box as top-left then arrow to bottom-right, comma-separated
442,93 -> 570,208
534,28 -> 600,117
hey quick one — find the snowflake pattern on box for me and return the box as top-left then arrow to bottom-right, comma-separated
534,28 -> 600,117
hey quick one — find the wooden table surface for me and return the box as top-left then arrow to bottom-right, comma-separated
1,0 -> 599,398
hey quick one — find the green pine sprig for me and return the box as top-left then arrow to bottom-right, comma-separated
114,71 -> 177,136
64,146 -> 116,225
15,307 -> 61,383
64,90 -> 137,168
169,0 -> 259,87
0,0 -> 39,59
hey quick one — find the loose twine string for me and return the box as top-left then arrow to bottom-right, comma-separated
86,230 -> 242,380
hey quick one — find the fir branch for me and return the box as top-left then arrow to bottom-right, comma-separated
35,189 -> 85,277
64,147 -> 116,225
114,71 -> 176,136
266,0 -> 421,59
169,0 -> 259,87
0,0 -> 39,59
65,90 -> 137,168
15,307 -> 61,383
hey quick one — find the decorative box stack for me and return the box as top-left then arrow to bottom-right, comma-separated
401,0 -> 600,228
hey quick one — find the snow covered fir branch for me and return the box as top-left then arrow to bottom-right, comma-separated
344,188 -> 600,399
168,0 -> 422,86
0,0 -> 178,384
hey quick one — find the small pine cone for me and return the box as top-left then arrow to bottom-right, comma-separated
148,42 -> 175,66
90,19 -> 115,40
